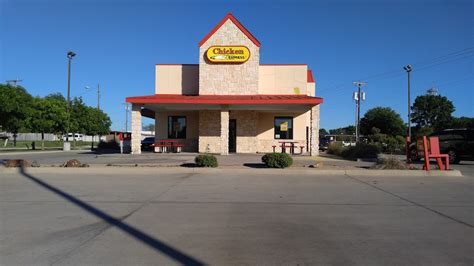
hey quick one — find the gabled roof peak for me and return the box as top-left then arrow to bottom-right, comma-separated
198,13 -> 261,47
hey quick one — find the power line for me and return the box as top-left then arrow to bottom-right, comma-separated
317,47 -> 474,95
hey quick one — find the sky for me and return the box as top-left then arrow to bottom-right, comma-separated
1,0 -> 473,131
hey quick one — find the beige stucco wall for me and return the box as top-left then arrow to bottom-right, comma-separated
155,65 -> 199,95
257,111 -> 310,153
307,82 -> 315,96
199,19 -> 260,95
258,65 -> 309,95
154,110 -> 199,152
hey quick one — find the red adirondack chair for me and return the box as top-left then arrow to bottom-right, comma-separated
422,136 -> 450,171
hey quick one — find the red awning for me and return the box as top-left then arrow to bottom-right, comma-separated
126,94 -> 323,105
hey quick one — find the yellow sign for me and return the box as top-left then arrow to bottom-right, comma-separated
206,46 -> 250,63
280,121 -> 288,132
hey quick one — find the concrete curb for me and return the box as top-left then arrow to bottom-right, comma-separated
0,165 -> 463,177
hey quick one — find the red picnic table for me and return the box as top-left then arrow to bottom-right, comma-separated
155,139 -> 185,153
278,141 -> 298,154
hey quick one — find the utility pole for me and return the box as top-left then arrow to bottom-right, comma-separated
97,83 -> 101,110
353,81 -> 367,142
125,103 -> 129,133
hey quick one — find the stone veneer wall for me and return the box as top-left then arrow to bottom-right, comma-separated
220,110 -> 229,155
230,110 -> 258,153
310,105 -> 320,156
198,110 -> 221,153
131,104 -> 142,154
199,20 -> 259,95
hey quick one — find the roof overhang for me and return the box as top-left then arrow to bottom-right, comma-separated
126,94 -> 323,105
128,94 -> 323,113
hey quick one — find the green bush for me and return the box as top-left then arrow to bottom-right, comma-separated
195,154 -> 218,167
261,153 -> 293,168
327,142 -> 343,156
341,143 -> 380,159
368,134 -> 406,154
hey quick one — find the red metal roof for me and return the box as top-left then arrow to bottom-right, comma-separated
307,70 -> 315,83
126,94 -> 323,105
199,13 -> 261,47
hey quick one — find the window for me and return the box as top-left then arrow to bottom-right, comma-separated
168,116 -> 186,139
274,117 -> 293,139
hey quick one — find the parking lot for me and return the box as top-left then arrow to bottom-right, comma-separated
1,167 -> 473,265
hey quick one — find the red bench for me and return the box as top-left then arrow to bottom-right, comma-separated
155,140 -> 185,153
423,136 -> 449,171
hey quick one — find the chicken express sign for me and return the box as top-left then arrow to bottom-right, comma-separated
206,46 -> 250,63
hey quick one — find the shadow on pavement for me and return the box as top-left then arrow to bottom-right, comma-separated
180,163 -> 197,168
18,166 -> 205,266
243,163 -> 267,168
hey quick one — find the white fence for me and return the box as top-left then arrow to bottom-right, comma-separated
1,132 -> 105,142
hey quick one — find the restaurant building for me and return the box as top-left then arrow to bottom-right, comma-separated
126,13 -> 323,155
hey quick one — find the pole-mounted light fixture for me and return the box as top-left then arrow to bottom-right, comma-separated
67,51 -> 76,59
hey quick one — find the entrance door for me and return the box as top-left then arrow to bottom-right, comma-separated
229,119 -> 237,153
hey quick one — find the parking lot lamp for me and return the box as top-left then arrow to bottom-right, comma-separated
64,51 -> 76,150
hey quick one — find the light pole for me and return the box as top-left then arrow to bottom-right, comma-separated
404,64 -> 412,163
64,51 -> 76,151
403,65 -> 412,140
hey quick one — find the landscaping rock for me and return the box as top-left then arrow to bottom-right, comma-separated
309,162 -> 323,168
4,159 -> 30,168
31,160 -> 41,167
63,159 -> 88,168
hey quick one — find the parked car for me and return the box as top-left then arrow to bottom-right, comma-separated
141,137 -> 155,151
319,137 -> 329,151
409,129 -> 474,164
62,133 -> 83,141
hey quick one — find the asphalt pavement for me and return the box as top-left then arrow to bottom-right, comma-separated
1,167 -> 472,265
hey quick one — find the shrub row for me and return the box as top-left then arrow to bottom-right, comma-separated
326,142 -> 380,160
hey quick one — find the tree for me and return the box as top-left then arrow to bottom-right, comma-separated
70,97 -> 111,148
449,116 -> 474,129
360,107 -> 405,136
411,94 -> 455,130
0,84 -> 34,146
319,128 -> 328,136
329,125 -> 355,135
69,97 -> 89,140
27,95 -> 67,149
83,107 -> 112,149
143,123 -> 155,132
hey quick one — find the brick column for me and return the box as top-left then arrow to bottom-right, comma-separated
310,105 -> 320,156
220,109 -> 229,155
131,104 -> 142,155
